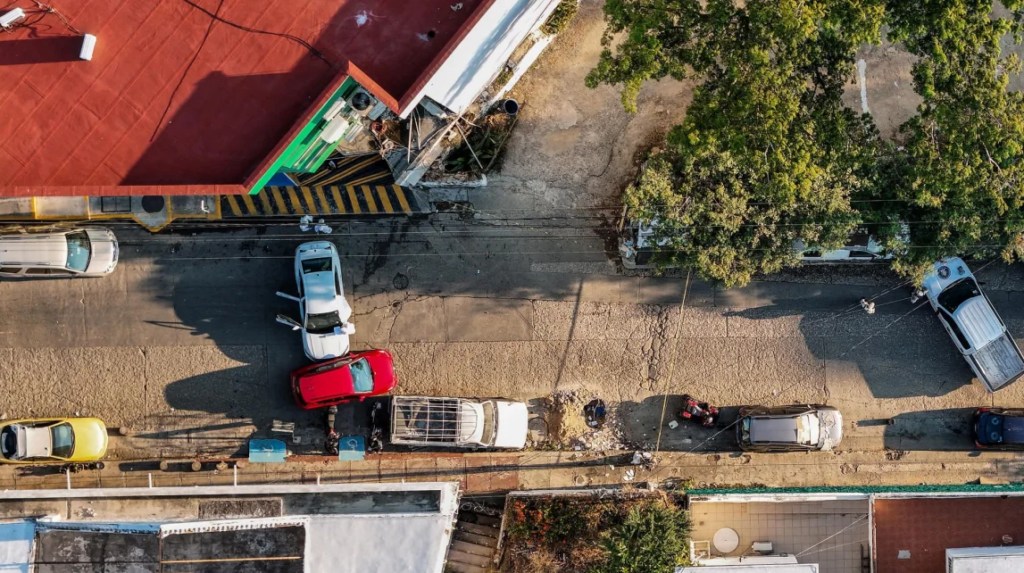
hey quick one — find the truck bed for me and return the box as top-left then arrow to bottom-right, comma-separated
972,333 -> 1024,392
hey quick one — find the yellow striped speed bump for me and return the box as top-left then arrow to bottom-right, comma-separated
221,185 -> 426,218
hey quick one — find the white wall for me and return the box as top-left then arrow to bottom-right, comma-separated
404,0 -> 562,117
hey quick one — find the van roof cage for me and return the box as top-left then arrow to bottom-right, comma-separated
391,397 -> 480,443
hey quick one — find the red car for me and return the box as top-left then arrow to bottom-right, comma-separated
291,349 -> 397,409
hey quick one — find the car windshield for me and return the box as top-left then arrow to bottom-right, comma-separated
1004,416 -> 1024,444
65,231 -> 92,272
0,426 -> 17,459
350,359 -> 373,393
306,311 -> 343,335
301,257 -> 332,274
937,277 -> 980,313
51,423 -> 74,458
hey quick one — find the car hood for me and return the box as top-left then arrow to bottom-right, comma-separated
303,331 -> 350,361
818,410 -> 843,450
84,229 -> 118,275
493,401 -> 529,449
922,258 -> 971,305
66,418 -> 108,461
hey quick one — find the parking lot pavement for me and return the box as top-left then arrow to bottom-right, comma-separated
2,220 -> 1024,467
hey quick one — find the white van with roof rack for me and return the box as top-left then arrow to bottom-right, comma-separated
389,396 -> 529,449
921,258 -> 1024,392
0,227 -> 119,277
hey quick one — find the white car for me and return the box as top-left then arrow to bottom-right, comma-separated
276,241 -> 355,361
921,258 -> 1024,392
0,227 -> 118,277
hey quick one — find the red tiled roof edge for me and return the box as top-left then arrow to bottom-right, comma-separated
0,184 -> 247,197
242,69 -> 353,193
396,0 -> 502,115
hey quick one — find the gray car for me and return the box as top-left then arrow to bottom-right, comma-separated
737,405 -> 843,452
0,227 -> 119,277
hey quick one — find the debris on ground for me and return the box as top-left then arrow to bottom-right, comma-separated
440,112 -> 517,174
544,390 -> 628,451
630,450 -> 658,471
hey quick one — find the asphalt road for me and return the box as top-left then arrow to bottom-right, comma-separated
4,213 -> 1024,466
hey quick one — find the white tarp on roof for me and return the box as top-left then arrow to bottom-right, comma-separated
407,0 -> 562,116
0,521 -> 34,573
306,513 -> 453,573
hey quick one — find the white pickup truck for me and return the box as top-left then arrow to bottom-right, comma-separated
922,258 -> 1024,392
389,396 -> 529,449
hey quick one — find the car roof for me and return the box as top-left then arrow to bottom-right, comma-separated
303,271 -> 344,315
749,417 -> 800,443
0,231 -> 69,267
298,362 -> 355,402
1000,414 -> 1024,443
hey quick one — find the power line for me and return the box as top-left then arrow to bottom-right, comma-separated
177,0 -> 335,68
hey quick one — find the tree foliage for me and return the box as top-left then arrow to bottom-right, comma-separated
606,0 -> 884,286
591,0 -> 1024,286
880,0 -> 1024,276
594,499 -> 691,573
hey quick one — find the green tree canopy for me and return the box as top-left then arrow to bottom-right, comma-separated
879,0 -> 1024,277
593,0 -> 1024,286
601,0 -> 884,286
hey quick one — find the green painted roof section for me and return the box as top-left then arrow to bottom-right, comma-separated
248,77 -> 359,195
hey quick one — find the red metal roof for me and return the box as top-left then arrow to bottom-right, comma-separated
0,0 -> 487,197
873,496 -> 1024,573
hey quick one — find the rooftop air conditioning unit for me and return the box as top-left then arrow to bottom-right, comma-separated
347,88 -> 377,118
0,7 -> 26,29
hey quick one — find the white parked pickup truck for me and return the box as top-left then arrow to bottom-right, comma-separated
922,258 -> 1024,392
389,396 -> 529,449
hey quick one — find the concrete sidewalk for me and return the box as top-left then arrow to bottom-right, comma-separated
3,449 -> 1022,494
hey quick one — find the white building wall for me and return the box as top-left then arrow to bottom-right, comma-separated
403,0 -> 563,117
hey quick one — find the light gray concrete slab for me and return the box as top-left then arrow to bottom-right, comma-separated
443,297 -> 534,342
532,300 -> 681,341
578,275 -> 638,304
389,297 -> 447,342
638,276 -> 715,306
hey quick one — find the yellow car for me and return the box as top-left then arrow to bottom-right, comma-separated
0,418 -> 108,464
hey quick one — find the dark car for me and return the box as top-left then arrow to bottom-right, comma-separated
974,408 -> 1024,448
290,349 -> 397,410
737,405 -> 843,452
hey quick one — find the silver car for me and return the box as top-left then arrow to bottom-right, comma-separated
276,241 -> 355,361
737,405 -> 843,452
0,227 -> 118,277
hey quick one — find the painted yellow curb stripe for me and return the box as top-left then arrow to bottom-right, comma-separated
375,185 -> 394,213
301,186 -> 317,214
270,188 -> 287,213
259,189 -> 273,213
393,185 -> 412,213
347,186 -> 361,214
330,186 -> 346,214
225,195 -> 242,216
223,184 -> 419,217
314,187 -> 330,213
286,188 -> 305,215
241,194 -> 257,215
361,186 -> 379,213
